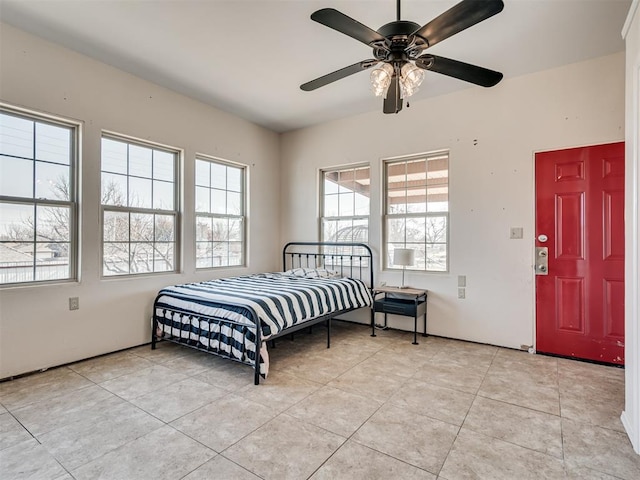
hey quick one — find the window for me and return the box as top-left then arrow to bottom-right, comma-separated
320,165 -> 370,243
384,152 -> 449,272
195,156 -> 245,268
101,135 -> 179,276
0,108 -> 78,285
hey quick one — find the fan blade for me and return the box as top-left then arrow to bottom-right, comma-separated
300,60 -> 378,91
383,75 -> 403,114
413,0 -> 504,49
311,8 -> 385,46
415,54 -> 503,87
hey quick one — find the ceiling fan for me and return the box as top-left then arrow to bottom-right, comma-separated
300,0 -> 504,114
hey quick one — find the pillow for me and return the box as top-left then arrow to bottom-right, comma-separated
285,267 -> 340,279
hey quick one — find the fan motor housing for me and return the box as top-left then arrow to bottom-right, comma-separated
377,20 -> 421,38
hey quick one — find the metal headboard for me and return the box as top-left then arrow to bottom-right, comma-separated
282,242 -> 374,287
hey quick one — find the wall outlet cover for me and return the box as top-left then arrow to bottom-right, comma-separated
69,297 -> 79,310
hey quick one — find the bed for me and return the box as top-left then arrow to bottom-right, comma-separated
152,242 -> 374,384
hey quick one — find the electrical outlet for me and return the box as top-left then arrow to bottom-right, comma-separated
457,288 -> 466,299
458,275 -> 466,287
69,297 -> 79,310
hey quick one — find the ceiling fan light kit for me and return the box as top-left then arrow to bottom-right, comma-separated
301,0 -> 505,114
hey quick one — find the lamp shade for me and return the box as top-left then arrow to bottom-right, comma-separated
393,248 -> 415,267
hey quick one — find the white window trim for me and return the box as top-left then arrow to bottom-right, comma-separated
194,154 -> 247,270
319,163 -> 371,243
99,132 -> 181,278
383,150 -> 450,273
0,104 -> 81,287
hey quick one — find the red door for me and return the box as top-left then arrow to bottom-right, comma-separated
535,142 -> 625,365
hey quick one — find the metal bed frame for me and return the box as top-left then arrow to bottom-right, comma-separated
152,242 -> 374,385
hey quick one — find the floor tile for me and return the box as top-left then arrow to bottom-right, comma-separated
161,349 -> 229,376
171,394 -> 274,452
128,341 -> 189,363
389,379 -> 475,426
68,351 -> 155,383
0,368 -> 93,410
412,361 -> 487,394
559,365 -> 625,432
12,384 -> 123,436
438,339 -> 498,357
463,396 -> 563,458
439,428 -> 566,480
563,463 -> 622,479
557,358 -> 625,383
286,385 -> 381,437
562,417 -> 640,480
0,324 -> 632,480
494,348 -> 558,368
353,349 -> 423,378
327,364 -> 407,403
478,370 -> 560,415
0,412 -> 33,451
310,440 -> 436,480
352,403 -> 458,474
0,438 -> 68,480
183,455 -> 261,480
194,361 -> 256,392
38,402 -> 164,470
224,414 -> 345,480
99,364 -> 188,400
272,351 -> 356,384
130,377 -> 227,422
72,425 -> 215,480
237,371 -> 321,412
379,341 -> 442,367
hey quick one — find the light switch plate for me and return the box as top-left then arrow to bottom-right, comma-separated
458,275 -> 466,287
510,227 -> 524,239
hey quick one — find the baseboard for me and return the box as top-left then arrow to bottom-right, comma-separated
621,411 -> 640,455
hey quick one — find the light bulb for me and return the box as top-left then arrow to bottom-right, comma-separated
399,62 -> 425,98
370,63 -> 394,97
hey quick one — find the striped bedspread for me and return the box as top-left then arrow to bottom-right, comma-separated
154,272 -> 372,376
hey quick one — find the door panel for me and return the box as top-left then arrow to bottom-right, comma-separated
535,142 -> 625,365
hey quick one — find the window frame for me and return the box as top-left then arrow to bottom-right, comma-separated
0,105 -> 80,287
319,163 -> 371,244
194,154 -> 247,270
100,132 -> 181,278
383,151 -> 450,273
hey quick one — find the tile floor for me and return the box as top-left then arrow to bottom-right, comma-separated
1,321 -> 638,480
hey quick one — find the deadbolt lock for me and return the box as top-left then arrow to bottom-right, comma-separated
535,247 -> 549,275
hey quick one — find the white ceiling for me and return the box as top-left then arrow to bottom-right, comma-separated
0,0 -> 631,133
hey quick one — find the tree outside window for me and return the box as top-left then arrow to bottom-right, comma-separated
100,136 -> 178,276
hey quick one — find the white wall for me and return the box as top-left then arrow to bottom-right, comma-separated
0,24 -> 282,379
280,52 -> 625,350
622,0 -> 640,455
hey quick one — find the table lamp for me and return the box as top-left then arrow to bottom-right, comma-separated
393,248 -> 415,289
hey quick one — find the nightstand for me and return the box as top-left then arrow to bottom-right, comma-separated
371,286 -> 428,345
